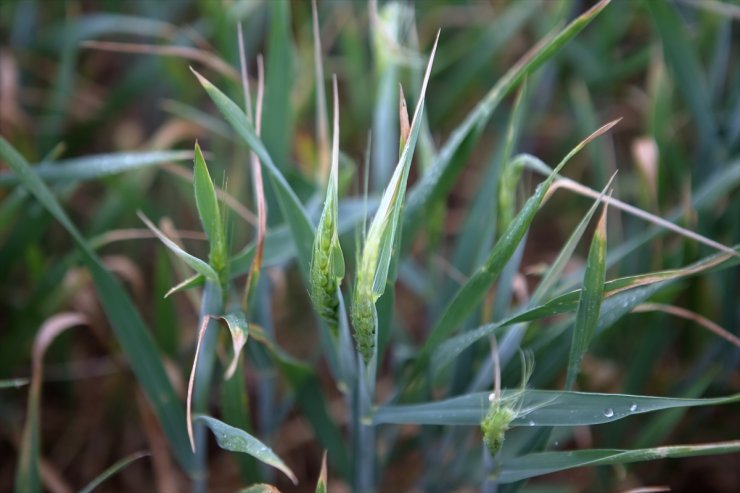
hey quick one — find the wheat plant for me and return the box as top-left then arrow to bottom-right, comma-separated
2,1 -> 740,492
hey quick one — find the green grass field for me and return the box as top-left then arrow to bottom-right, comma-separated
1,0 -> 739,491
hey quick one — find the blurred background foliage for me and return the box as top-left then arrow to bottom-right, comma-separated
1,0 -> 739,491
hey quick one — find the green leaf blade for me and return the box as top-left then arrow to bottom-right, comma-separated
0,150 -> 192,186
374,390 -> 740,427
78,451 -> 150,493
565,200 -> 608,389
405,0 -> 612,236
196,415 -> 297,484
137,211 -> 219,282
192,69 -> 315,279
497,441 -> 740,483
415,120 -> 619,375
0,137 -> 197,475
193,143 -> 227,277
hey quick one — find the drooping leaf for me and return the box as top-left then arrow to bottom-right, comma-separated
138,211 -> 219,282
16,313 -> 88,493
196,415 -> 297,484
219,311 -> 249,380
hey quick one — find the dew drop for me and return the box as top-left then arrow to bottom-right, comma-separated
528,420 -> 535,426
629,403 -> 638,412
603,408 -> 614,418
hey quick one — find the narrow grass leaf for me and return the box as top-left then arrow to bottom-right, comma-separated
220,357 -> 260,482
195,415 -> 297,484
496,440 -> 740,483
137,211 -> 219,282
374,390 -> 740,426
405,0 -> 612,233
80,40 -> 240,80
263,0 -> 293,170
606,161 -> 740,265
164,273 -> 204,298
565,198 -> 609,389
16,313 -> 88,493
497,82 -> 530,234
430,244 -> 739,374
632,303 -> 740,348
242,54 -> 267,308
433,1 -> 537,116
193,143 -> 227,279
311,0 -> 330,183
532,174 -> 616,304
161,162 -> 257,227
519,154 -> 740,259
632,374 -> 714,449
0,151 -> 192,185
161,100 -> 232,138
315,450 -> 328,493
192,69 -> 315,279
414,120 -> 619,374
647,0 -> 717,164
369,1 -> 407,190
78,451 -> 150,493
248,324 -> 312,377
0,137 -> 197,475
0,378 -> 29,389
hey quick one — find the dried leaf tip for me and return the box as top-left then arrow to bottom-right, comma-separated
331,74 -> 340,182
593,189 -> 612,243
399,84 -> 410,153
585,117 -> 622,145
190,67 -> 214,92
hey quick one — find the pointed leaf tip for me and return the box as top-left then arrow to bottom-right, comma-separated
190,67 -> 211,88
316,450 -> 328,493
589,117 -> 622,142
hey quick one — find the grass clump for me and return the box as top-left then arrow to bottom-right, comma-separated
2,1 -> 740,492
